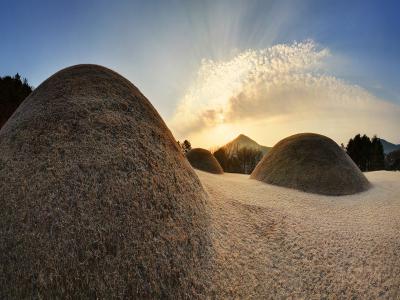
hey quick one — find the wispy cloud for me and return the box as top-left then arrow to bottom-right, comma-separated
170,40 -> 400,146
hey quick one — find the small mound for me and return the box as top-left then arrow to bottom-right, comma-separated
251,133 -> 370,195
0,65 -> 211,298
186,148 -> 224,174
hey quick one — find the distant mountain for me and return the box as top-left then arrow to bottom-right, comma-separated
223,134 -> 271,156
213,134 -> 271,174
379,139 -> 400,154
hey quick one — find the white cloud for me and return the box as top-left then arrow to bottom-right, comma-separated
170,40 -> 400,146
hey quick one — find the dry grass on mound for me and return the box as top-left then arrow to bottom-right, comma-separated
0,64 -> 212,299
251,133 -> 370,195
186,148 -> 224,174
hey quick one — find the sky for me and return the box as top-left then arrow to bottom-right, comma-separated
1,0 -> 399,147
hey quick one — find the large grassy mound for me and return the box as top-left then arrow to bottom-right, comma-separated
0,64 -> 211,298
186,148 -> 224,174
251,133 -> 370,195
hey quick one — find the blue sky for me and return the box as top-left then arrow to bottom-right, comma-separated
1,0 -> 399,145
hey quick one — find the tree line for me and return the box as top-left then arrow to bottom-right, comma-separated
0,73 -> 32,128
213,146 -> 263,174
177,139 -> 263,174
385,150 -> 400,171
345,134 -> 385,171
180,133 -> 393,175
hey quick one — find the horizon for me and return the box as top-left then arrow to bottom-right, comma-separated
203,132 -> 399,151
1,0 -> 399,147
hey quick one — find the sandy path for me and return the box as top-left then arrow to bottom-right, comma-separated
197,170 -> 400,299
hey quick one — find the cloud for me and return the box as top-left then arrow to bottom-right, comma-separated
170,40 -> 400,145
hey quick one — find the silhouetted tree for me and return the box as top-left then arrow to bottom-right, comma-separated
236,147 -> 263,174
182,140 -> 192,154
370,136 -> 385,171
0,73 -> 32,128
213,145 -> 263,174
346,134 -> 384,171
385,149 -> 400,171
226,155 -> 241,173
177,139 -> 192,154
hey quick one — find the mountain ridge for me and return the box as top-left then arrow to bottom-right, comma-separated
379,139 -> 400,154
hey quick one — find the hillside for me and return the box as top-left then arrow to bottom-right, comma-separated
379,139 -> 400,154
223,134 -> 271,156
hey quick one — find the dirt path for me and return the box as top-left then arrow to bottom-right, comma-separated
197,171 -> 400,299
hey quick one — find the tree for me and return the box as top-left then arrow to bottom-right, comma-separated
182,140 -> 192,154
346,134 -> 384,172
212,145 -> 263,174
177,139 -> 192,154
0,73 -> 33,128
236,147 -> 263,174
370,136 -> 385,171
385,150 -> 400,170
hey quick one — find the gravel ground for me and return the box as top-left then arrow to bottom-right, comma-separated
197,170 -> 400,299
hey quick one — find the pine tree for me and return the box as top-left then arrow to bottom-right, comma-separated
370,136 -> 384,171
346,134 -> 384,172
182,140 -> 192,154
0,74 -> 33,128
